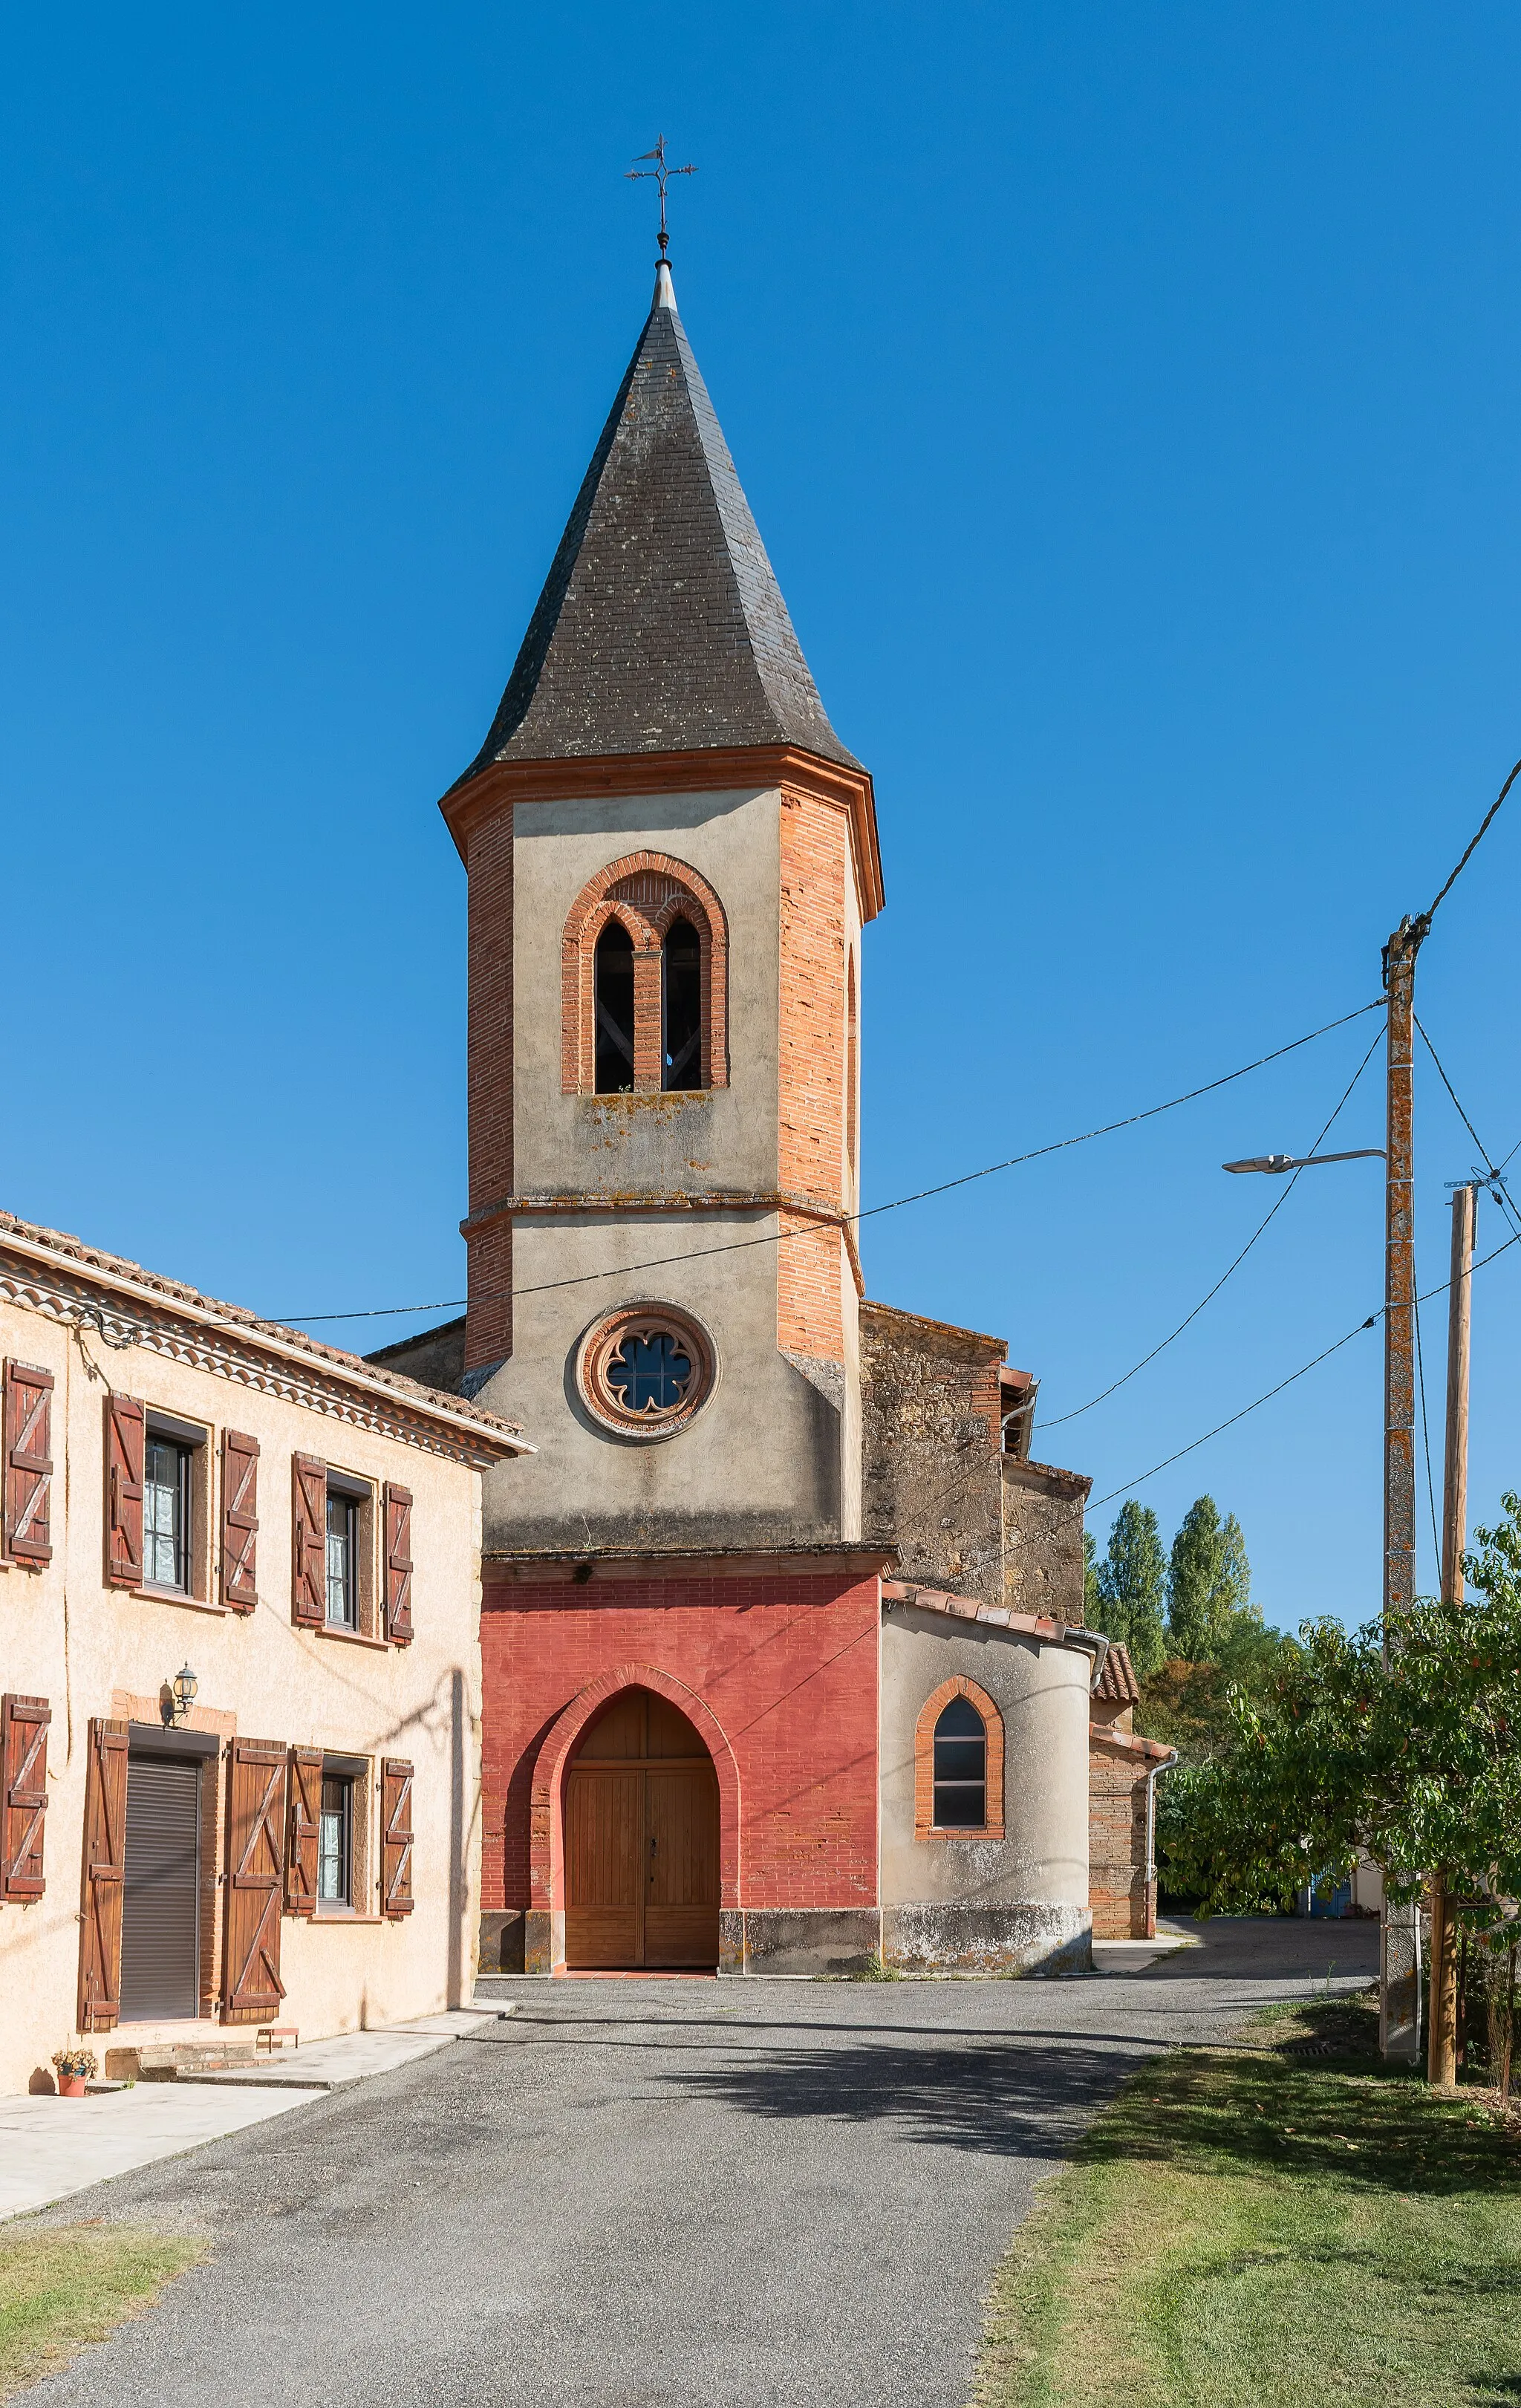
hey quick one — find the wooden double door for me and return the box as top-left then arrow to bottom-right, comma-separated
564,1689 -> 720,1971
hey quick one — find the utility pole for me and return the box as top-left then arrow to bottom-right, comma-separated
1427,1182 -> 1476,2089
1380,914 -> 1424,2063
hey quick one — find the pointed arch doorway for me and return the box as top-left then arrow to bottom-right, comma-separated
564,1688 -> 720,1971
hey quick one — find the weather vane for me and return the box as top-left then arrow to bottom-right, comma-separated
627,135 -> 697,259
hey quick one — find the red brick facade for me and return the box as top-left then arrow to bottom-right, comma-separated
778,787 -> 856,1365
1090,1725 -> 1170,1939
480,1569 -> 882,1925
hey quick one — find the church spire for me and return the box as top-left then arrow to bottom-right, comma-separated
449,262 -> 861,787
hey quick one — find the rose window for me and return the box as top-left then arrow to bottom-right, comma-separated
576,1305 -> 716,1439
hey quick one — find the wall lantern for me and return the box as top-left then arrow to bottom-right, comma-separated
170,1664 -> 198,1726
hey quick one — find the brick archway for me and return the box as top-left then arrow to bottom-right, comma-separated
525,1665 -> 742,1972
561,851 -> 729,1093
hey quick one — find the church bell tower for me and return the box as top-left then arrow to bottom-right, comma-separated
438,258 -> 884,1556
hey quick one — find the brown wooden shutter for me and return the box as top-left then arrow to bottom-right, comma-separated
290,1454 -> 327,1627
221,1430 -> 259,1612
78,1719 -> 128,2031
284,1746 -> 321,1916
222,1737 -> 288,2023
380,1758 -> 414,1918
104,1393 -> 145,1588
3,1362 -> 54,1566
384,1484 -> 414,1646
1,1693 -> 51,1900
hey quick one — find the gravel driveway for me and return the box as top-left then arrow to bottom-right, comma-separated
22,1918 -> 1376,2408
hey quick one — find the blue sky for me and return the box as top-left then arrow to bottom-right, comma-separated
4,3 -> 1518,1631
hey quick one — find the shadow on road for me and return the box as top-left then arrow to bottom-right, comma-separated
655,2037 -> 1149,2155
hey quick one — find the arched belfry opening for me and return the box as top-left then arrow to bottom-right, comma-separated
662,916 -> 703,1090
563,1687 -> 720,1970
594,919 -> 636,1094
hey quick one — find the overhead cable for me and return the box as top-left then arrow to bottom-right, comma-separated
1090,1226 -> 1520,1513
1036,1019 -> 1384,1431
1413,1015 -> 1521,1239
1420,753 -> 1521,931
271,998 -> 1387,1326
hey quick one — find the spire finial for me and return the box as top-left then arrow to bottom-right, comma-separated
627,134 -> 697,265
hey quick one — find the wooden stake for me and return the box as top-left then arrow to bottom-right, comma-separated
1428,1185 -> 1476,2089
1441,1184 -> 1476,1609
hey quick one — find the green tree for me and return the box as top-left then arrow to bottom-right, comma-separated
1166,1495 -> 1225,1658
1165,1496 -> 1254,1659
1083,1529 -> 1101,1625
1094,1500 -> 1167,1678
1162,1491 -> 1521,1937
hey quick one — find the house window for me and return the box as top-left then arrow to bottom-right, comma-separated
325,1491 -> 359,1629
594,920 -> 636,1093
932,1696 -> 987,1829
662,917 -> 703,1091
318,1774 -> 353,1907
143,1435 -> 193,1591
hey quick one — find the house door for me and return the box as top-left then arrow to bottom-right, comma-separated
120,1752 -> 201,2021
563,1689 -> 720,1971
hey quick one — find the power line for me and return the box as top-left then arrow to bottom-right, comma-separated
1090,1226 -> 1521,1514
1088,1318 -> 1378,1511
1421,753 -> 1521,930
1413,1015 -> 1521,1240
1036,1018 -> 1384,1431
272,998 -> 1387,1327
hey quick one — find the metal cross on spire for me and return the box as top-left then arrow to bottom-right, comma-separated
626,135 -> 697,258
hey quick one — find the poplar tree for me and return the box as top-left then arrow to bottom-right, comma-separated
1094,1501 -> 1167,1678
1166,1497 -> 1254,1661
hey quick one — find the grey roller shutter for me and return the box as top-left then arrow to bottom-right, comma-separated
120,1754 -> 202,2023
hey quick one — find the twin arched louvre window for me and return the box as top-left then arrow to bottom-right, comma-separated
913,1678 -> 1006,1841
561,855 -> 729,1097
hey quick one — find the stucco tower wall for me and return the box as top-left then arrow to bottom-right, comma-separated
879,1604 -> 1092,1973
467,779 -> 863,1547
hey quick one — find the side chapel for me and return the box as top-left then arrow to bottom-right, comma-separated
374,256 -> 1111,1977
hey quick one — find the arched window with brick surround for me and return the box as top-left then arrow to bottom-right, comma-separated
563,853 -> 729,1096
594,919 -> 636,1094
662,917 -> 703,1091
913,1677 -> 1005,1841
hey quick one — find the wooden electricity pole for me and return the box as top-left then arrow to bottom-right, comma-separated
1380,916 -> 1424,2062
1427,1182 -> 1476,2089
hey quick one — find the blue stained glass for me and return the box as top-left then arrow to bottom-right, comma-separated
606,1331 -> 693,1413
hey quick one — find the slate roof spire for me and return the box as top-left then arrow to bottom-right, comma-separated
452,264 -> 862,783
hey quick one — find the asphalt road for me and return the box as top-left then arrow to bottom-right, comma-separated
25,1918 -> 1377,2408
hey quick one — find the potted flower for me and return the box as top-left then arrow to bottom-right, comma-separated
51,2047 -> 97,2098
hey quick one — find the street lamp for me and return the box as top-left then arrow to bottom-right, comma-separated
1220,1120 -> 1419,2066
1222,1149 -> 1386,1174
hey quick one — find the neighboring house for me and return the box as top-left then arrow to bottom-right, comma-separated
1087,1642 -> 1176,1939
0,1212 -> 523,2097
371,256 -> 1104,1979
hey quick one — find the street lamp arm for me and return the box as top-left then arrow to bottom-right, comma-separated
1222,1148 -> 1387,1174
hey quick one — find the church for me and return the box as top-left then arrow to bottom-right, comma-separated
373,253 -> 1110,1979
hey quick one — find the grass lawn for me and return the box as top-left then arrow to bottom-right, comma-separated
974,1988 -> 1521,2407
0,2223 -> 206,2399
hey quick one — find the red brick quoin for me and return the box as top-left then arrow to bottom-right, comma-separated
481,1569 -> 882,1963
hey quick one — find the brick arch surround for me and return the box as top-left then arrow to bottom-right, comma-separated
913,1676 -> 1006,1841
525,1663 -> 743,1973
562,850 -> 730,1093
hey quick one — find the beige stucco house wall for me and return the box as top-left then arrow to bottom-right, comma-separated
0,1211 -> 524,2098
